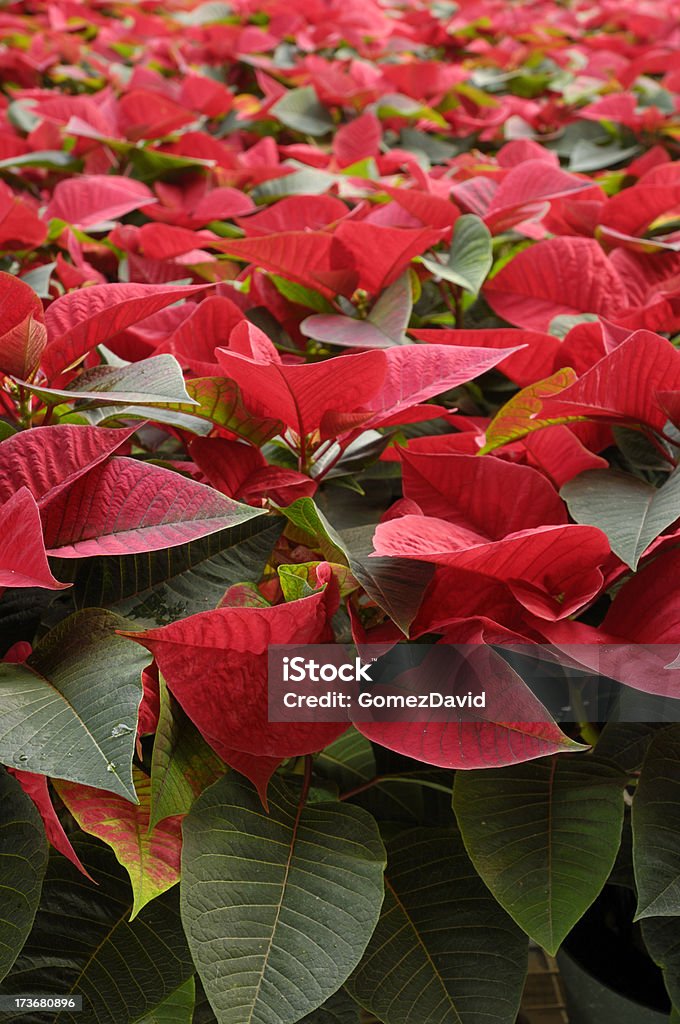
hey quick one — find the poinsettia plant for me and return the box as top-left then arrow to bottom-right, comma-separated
2,0 -> 680,1021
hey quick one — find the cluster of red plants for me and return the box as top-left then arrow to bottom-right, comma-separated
1,0 -> 680,1022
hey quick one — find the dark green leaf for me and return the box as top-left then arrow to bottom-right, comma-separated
68,519 -> 283,626
454,756 -> 627,953
346,827 -> 528,1024
633,726 -> 680,919
298,989 -> 360,1024
561,468 -> 680,570
0,837 -> 194,1024
421,215 -> 492,295
150,677 -> 226,829
0,151 -> 79,172
134,977 -> 195,1024
180,774 -> 386,1024
0,769 -> 48,983
315,728 -> 424,824
18,355 -> 196,410
0,610 -> 149,800
641,916 -> 680,1012
595,723 -> 663,774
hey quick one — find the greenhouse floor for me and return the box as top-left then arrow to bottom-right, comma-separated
519,949 -> 569,1024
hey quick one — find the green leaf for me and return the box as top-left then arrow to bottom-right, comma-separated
20,262 -> 57,298
0,837 -> 195,1024
150,677 -> 226,829
281,500 -> 432,634
134,977 -> 195,1024
421,215 -> 493,295
17,355 -> 197,410
315,728 -> 425,825
348,552 -> 433,636
0,769 -> 48,983
302,273 -> 412,349
568,139 -> 641,172
561,468 -> 680,570
480,368 -> 581,454
633,726 -> 680,920
0,150 -> 79,172
252,168 -> 337,202
339,524 -> 434,636
0,610 -> 149,801
54,768 -> 182,920
67,519 -> 283,626
167,377 -> 282,446
278,562 -> 357,602
271,87 -> 333,136
180,774 -> 386,1024
548,313 -> 599,339
454,756 -> 627,953
271,277 -> 335,314
376,94 -> 446,127
594,723 -> 663,774
128,150 -> 214,182
174,1 -> 233,25
298,989 -> 360,1024
346,827 -> 528,1024
88,376 -> 281,445
280,497 -> 349,564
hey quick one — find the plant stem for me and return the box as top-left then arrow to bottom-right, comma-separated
301,754 -> 313,805
568,679 -> 600,747
340,774 -> 454,801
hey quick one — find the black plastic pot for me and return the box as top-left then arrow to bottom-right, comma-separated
556,886 -> 670,1024
557,948 -> 668,1024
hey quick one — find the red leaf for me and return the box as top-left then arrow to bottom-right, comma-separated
42,282 -> 214,381
40,457 -> 266,557
190,436 -> 265,496
158,295 -> 244,373
138,223 -> 218,261
191,187 -> 255,224
45,175 -> 156,229
0,271 -> 46,379
400,450 -> 566,538
217,748 -> 281,809
190,437 -> 315,505
522,427 -> 608,488
222,231 -> 357,298
332,343 -> 522,433
0,182 -> 46,250
484,237 -> 628,330
410,327 -> 558,387
234,196 -> 348,236
541,330 -> 680,433
8,769 -> 93,880
216,346 -> 387,436
118,90 -> 195,140
121,582 -> 347,758
598,184 -> 680,244
0,488 -> 68,590
484,160 -> 593,232
373,518 -> 609,621
355,645 -> 581,768
332,111 -> 382,167
332,222 -> 446,294
0,424 -> 135,506
381,186 -> 460,232
604,548 -> 680,644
